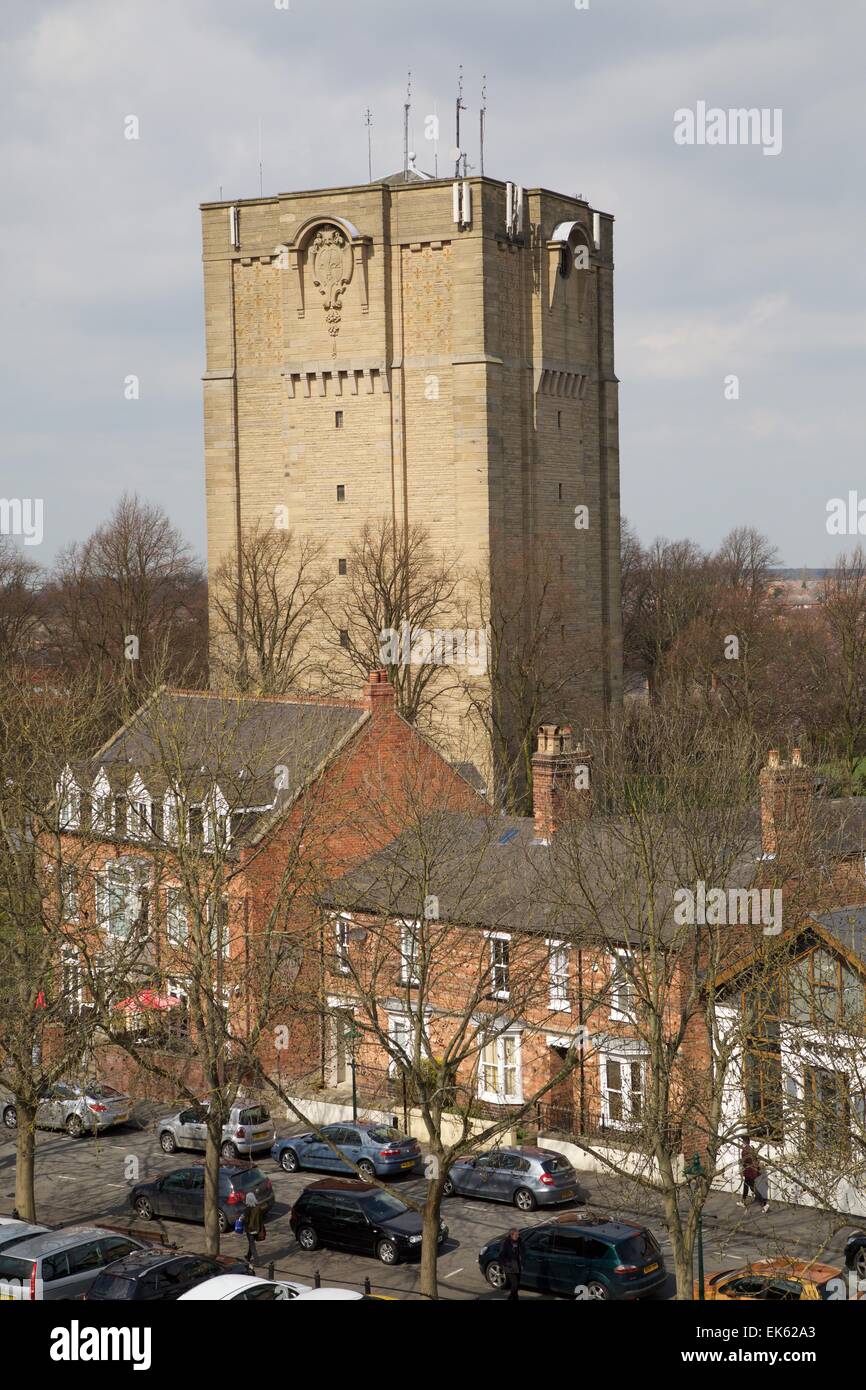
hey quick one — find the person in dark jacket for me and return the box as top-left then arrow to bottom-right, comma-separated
738,1140 -> 769,1212
242,1191 -> 265,1264
500,1229 -> 522,1301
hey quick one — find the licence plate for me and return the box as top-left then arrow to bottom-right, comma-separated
644,1262 -> 659,1274
114,1114 -> 128,1124
561,1189 -> 575,1199
401,1160 -> 415,1169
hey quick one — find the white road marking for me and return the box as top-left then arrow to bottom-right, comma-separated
444,1267 -> 463,1278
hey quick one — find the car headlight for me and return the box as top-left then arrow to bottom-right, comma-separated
409,1234 -> 422,1243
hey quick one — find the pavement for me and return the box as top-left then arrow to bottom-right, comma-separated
0,1111 -> 859,1300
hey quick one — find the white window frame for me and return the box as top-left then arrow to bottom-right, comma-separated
600,1050 -> 646,1128
547,938 -> 571,1012
163,791 -> 180,844
57,766 -> 81,831
207,895 -> 231,960
126,776 -> 152,841
96,858 -> 149,939
203,785 -> 230,853
478,1028 -> 523,1104
334,913 -> 352,975
387,1011 -> 414,1077
60,864 -> 79,924
165,885 -> 189,946
399,919 -> 421,985
487,931 -> 511,1001
61,947 -> 84,1017
609,949 -> 636,1022
91,769 -> 113,835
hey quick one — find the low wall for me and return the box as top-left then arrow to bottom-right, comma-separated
539,1133 -> 684,1184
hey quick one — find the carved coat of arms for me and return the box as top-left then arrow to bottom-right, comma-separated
310,226 -> 352,353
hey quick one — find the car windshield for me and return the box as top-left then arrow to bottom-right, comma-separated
541,1158 -> 574,1174
616,1231 -> 660,1263
362,1193 -> 409,1222
238,1107 -> 270,1126
84,1082 -> 122,1100
0,1255 -> 31,1284
367,1126 -> 403,1143
90,1273 -> 137,1299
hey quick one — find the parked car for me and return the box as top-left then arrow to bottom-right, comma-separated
0,1220 -> 50,1252
273,1122 -> 421,1180
698,1258 -> 857,1301
83,1247 -> 252,1301
130,1162 -> 274,1233
157,1099 -> 275,1159
179,1274 -> 312,1301
1,1081 -> 131,1137
290,1178 -> 448,1265
444,1146 -> 579,1211
0,1227 -> 147,1300
479,1214 -> 666,1300
845,1230 -> 866,1282
294,1287 -> 391,1300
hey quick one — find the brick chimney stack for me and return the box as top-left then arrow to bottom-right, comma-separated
531,724 -> 592,842
364,668 -> 396,716
759,746 -> 813,857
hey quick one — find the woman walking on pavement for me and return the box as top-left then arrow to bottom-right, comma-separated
242,1189 -> 265,1265
738,1139 -> 770,1213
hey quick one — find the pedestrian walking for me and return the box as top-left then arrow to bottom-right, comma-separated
738,1139 -> 769,1213
242,1189 -> 266,1264
500,1228 -> 522,1301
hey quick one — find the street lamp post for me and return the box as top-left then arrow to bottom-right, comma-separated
685,1152 -> 706,1300
345,1022 -> 358,1122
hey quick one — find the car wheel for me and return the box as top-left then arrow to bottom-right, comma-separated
377,1239 -> 399,1265
221,1141 -> 238,1159
586,1280 -> 610,1300
66,1114 -> 83,1137
854,1246 -> 866,1282
2,1105 -> 17,1129
484,1260 -> 506,1290
217,1210 -> 230,1234
297,1225 -> 319,1251
357,1159 -> 376,1181
513,1187 -> 536,1212
159,1131 -> 177,1154
280,1148 -> 300,1173
134,1197 -> 155,1221
442,1176 -> 455,1197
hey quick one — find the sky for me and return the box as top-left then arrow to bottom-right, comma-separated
1,0 -> 864,569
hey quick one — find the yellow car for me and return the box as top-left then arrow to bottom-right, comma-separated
697,1257 -> 852,1301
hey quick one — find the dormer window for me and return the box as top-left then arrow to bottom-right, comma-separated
126,776 -> 152,841
203,786 -> 230,852
163,791 -> 180,844
91,770 -> 114,835
57,767 -> 81,831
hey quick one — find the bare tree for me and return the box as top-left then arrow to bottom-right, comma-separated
319,519 -> 462,729
0,538 -> 44,667
210,524 -> 331,695
48,494 -> 205,698
819,548 -> 866,793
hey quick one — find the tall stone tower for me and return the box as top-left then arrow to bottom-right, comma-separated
200,171 -> 622,778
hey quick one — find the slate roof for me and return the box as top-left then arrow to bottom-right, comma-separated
73,688 -> 367,847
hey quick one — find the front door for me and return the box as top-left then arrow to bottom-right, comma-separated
176,1105 -> 208,1150
519,1228 -> 556,1294
332,1197 -> 370,1253
159,1169 -> 193,1218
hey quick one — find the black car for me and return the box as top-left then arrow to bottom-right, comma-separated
83,1247 -> 251,1301
845,1229 -> 866,1282
479,1213 -> 666,1300
130,1162 -> 274,1234
290,1178 -> 448,1265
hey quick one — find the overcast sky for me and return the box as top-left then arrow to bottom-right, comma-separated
2,0 -> 864,568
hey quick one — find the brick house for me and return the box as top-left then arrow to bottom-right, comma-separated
315,734 -> 866,1174
52,670 -> 481,1099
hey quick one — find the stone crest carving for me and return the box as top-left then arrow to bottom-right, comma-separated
310,225 -> 353,354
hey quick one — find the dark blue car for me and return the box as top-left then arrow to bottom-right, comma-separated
272,1122 -> 421,1180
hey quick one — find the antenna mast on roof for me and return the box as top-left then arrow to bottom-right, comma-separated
479,75 -> 487,175
455,64 -> 466,177
364,107 -> 373,182
403,72 -> 412,182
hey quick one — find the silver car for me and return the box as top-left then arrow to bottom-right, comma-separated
158,1099 -> 275,1159
1,1081 -> 131,1137
0,1227 -> 147,1300
443,1146 -> 580,1211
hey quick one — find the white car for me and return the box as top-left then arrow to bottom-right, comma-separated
178,1274 -> 312,1301
293,1287 -> 371,1300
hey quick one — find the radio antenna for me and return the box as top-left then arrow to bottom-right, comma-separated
403,72 -> 411,181
455,64 -> 466,177
479,75 -> 487,175
364,107 -> 373,181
